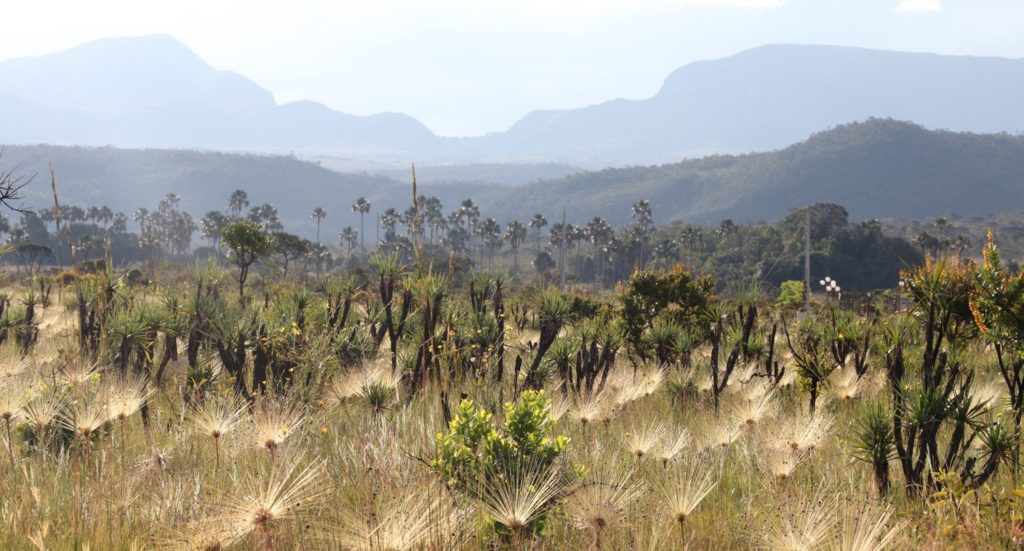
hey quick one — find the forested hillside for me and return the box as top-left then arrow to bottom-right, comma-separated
483,119 -> 1024,225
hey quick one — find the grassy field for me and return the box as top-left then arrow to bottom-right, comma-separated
0,249 -> 1020,550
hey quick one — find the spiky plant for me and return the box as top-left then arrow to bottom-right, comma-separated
22,390 -> 66,452
730,386 -> 778,428
848,400 -> 897,496
251,397 -> 306,459
623,419 -> 667,461
565,463 -> 646,548
192,394 -> 247,471
106,373 -> 154,423
760,445 -> 803,482
205,454 -> 327,550
782,411 -> 835,453
760,487 -> 839,551
571,391 -> 608,429
831,502 -> 905,551
658,459 -> 718,543
60,391 -> 110,452
656,427 -> 693,467
829,367 -> 865,403
475,458 -> 567,544
0,375 -> 30,469
330,487 -> 470,551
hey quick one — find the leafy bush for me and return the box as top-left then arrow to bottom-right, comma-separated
432,390 -> 569,534
433,390 -> 567,486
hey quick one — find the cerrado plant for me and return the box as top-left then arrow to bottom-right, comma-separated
432,390 -> 569,539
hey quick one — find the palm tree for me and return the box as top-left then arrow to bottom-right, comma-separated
504,220 -> 528,274
311,207 -> 327,244
227,189 -> 249,219
632,200 -> 653,268
201,211 -> 229,249
477,218 -> 502,269
99,205 -> 113,228
351,197 -> 371,249
133,208 -> 149,234
38,208 -> 55,234
339,226 -> 359,254
530,214 -> 548,252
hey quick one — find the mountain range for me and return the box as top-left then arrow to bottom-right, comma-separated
1,36 -> 1023,166
3,120 -> 1023,240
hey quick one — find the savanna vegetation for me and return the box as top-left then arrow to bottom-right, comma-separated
2,159 -> 1024,549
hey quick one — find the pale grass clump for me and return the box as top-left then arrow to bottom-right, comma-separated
193,394 -> 247,440
781,411 -> 835,453
760,487 -> 839,551
58,360 -> 102,389
330,486 -> 471,550
759,445 -> 804,481
22,390 -> 67,440
729,386 -> 779,428
700,415 -> 744,451
105,373 -> 154,422
828,368 -> 865,403
204,454 -> 327,550
830,501 -> 905,551
777,359 -> 800,388
974,379 -> 1008,414
655,427 -> 693,466
730,376 -> 774,403
623,418 -> 668,460
250,396 -> 306,456
571,390 -> 609,427
732,361 -> 761,387
476,459 -> 568,543
657,459 -> 718,531
565,461 -> 646,548
0,374 -> 31,468
549,392 -> 570,422
325,362 -> 401,410
192,394 -> 247,470
60,387 -> 112,447
0,357 -> 32,380
607,366 -> 666,409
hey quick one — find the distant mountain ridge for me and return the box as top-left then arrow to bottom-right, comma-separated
1,37 -> 1024,165
2,120 -> 1023,241
0,35 -> 436,152
478,119 -> 1024,225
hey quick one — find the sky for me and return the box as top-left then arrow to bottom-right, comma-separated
1,0 -> 1022,136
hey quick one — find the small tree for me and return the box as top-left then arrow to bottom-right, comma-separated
222,221 -> 272,299
271,232 -> 311,278
776,280 -> 805,311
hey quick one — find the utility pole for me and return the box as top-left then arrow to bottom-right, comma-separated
803,206 -> 811,315
559,208 -> 567,292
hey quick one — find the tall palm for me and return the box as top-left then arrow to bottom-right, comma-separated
339,226 -> 359,254
227,189 -> 249,219
351,197 -> 371,249
133,208 -> 149,234
99,205 -> 113,228
504,219 -> 528,274
632,200 -> 653,268
311,207 -> 327,244
530,213 -> 548,252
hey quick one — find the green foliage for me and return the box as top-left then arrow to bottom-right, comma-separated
222,221 -> 273,264
619,265 -> 714,358
776,280 -> 804,311
432,390 -> 568,493
221,220 -> 272,296
850,400 -> 897,467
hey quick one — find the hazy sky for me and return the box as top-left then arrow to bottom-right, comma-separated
2,0 -> 1022,136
